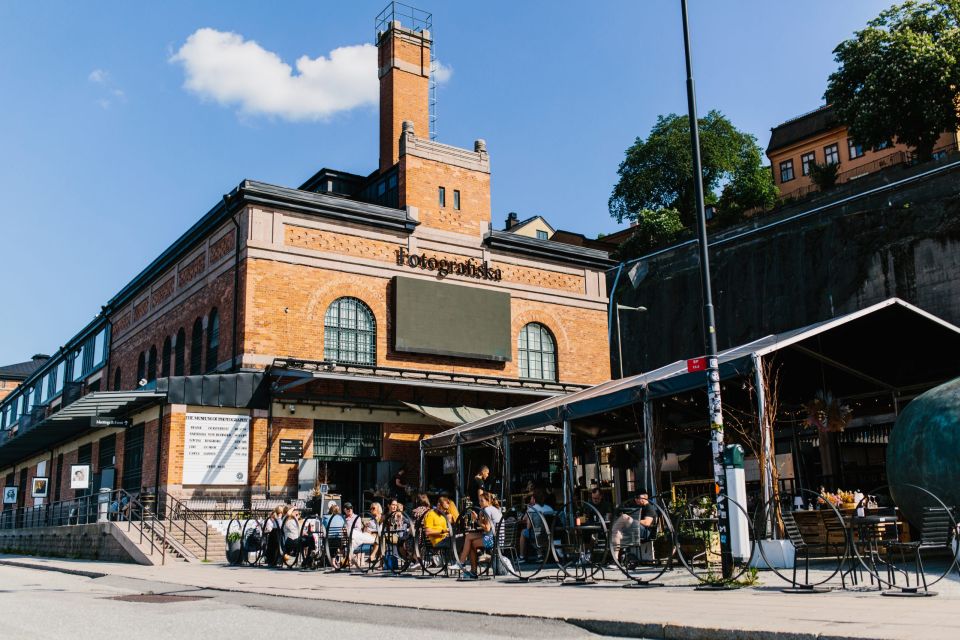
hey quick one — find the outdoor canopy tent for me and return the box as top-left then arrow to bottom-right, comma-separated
422,297 -> 960,453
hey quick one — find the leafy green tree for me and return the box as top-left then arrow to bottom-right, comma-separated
717,145 -> 780,223
825,0 -> 960,161
609,111 -> 776,228
611,208 -> 686,260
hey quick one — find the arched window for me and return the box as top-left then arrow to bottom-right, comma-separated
147,345 -> 157,381
323,297 -> 376,365
190,318 -> 203,375
113,367 -> 122,391
174,328 -> 185,376
161,336 -> 172,378
136,352 -> 146,385
206,308 -> 220,373
518,323 -> 557,382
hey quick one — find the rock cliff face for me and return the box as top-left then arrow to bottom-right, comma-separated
613,160 -> 960,375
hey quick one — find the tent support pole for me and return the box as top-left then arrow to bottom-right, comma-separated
562,419 -> 575,522
643,393 -> 656,496
752,353 -> 774,538
455,439 -> 464,508
419,441 -> 426,493
502,430 -> 511,503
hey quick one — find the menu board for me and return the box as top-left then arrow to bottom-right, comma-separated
183,413 -> 249,485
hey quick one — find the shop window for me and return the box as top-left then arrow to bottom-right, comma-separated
190,318 -> 203,375
324,297 -> 376,365
801,152 -> 816,176
518,322 -> 557,382
779,159 -> 794,183
824,143 -> 840,165
174,328 -> 186,376
206,308 -> 220,373
313,420 -> 381,460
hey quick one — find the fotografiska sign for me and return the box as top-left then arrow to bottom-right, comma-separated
395,247 -> 502,282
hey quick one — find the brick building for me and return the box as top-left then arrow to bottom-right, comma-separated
0,11 -> 612,512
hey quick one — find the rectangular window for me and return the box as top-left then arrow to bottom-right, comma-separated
848,138 -> 864,160
54,360 -> 65,395
313,420 -> 381,461
779,159 -> 795,183
93,329 -> 106,366
72,347 -> 85,382
537,230 -> 549,240
438,186 -> 446,207
122,424 -> 144,491
824,143 -> 840,165
876,140 -> 891,151
453,189 -> 461,210
801,152 -> 816,176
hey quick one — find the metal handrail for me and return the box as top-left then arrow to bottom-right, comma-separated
153,490 -> 209,561
0,487 -> 168,565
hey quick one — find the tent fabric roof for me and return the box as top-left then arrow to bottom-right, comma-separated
0,390 -> 165,468
400,403 -> 501,427
423,298 -> 960,450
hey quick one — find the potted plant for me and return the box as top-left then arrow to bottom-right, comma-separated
226,531 -> 242,565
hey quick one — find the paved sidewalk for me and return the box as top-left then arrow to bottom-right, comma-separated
2,555 -> 959,640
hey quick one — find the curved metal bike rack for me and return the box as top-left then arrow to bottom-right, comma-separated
552,501 -> 609,584
225,518 -> 244,566
495,507 -> 551,582
674,492 -> 756,586
608,497 -> 677,587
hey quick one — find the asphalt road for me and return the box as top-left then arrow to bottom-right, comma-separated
0,564 -> 622,640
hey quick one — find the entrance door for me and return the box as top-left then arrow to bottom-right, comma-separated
313,420 -> 381,510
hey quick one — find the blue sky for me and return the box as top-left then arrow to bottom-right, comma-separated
0,0 -> 893,364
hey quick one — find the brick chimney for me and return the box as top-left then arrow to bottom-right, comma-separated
505,212 -> 519,230
377,21 -> 431,172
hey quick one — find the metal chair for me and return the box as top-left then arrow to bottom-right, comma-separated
886,507 -> 957,592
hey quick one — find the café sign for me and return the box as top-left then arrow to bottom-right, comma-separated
395,247 -> 502,282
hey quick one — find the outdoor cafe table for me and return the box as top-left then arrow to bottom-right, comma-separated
559,524 -> 605,584
850,514 -> 901,587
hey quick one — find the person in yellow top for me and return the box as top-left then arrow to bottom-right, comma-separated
423,495 -> 458,547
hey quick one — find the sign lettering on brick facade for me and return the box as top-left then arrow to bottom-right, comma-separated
395,247 -> 502,281
183,413 -> 249,485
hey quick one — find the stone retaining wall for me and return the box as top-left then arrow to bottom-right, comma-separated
0,523 -> 152,564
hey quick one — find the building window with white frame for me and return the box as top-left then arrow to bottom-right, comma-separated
518,322 -> 557,382
779,159 -> 795,183
324,297 -> 376,365
848,138 -> 864,160
824,143 -> 840,165
801,151 -> 816,176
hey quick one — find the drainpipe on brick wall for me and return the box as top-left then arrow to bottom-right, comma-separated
266,385 -> 274,500
225,194 -> 241,373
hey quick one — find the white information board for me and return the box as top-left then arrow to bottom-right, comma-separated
183,413 -> 250,485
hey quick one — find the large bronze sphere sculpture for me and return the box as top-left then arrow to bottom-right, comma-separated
887,377 -> 960,525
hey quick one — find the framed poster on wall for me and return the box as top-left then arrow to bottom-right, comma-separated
70,464 -> 91,490
2,486 -> 16,504
31,477 -> 49,498
183,413 -> 250,485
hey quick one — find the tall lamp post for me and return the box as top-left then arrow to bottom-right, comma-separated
615,304 -> 647,378
680,0 -> 733,579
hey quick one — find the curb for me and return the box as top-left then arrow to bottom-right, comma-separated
0,558 -> 106,579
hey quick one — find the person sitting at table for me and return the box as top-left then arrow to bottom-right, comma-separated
281,506 -> 302,565
610,490 -> 657,546
422,495 -> 457,554
518,493 -> 553,561
411,493 -> 431,523
587,488 -> 612,524
349,502 -> 382,567
299,512 -> 323,567
263,505 -> 285,566
458,492 -> 503,579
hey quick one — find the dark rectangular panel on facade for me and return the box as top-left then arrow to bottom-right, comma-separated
393,276 -> 511,362
313,421 -> 380,461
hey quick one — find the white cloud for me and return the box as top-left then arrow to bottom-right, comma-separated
88,68 -> 125,109
433,61 -> 453,84
170,28 -> 453,122
170,28 -> 378,122
88,69 -> 108,83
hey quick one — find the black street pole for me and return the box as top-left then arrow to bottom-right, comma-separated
680,0 -> 733,579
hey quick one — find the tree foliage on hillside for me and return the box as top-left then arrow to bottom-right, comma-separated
825,0 -> 960,161
609,111 -> 777,257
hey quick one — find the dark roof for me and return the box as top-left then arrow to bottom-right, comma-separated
484,230 -> 614,270
767,105 -> 840,154
0,357 -> 48,381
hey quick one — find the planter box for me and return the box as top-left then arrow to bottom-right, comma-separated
750,539 -> 795,569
